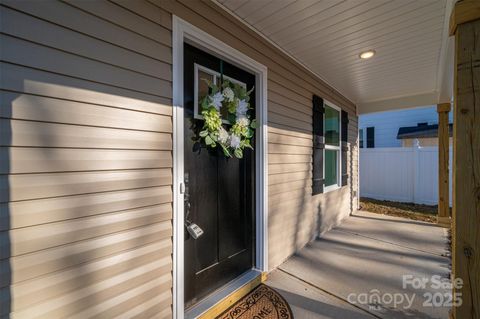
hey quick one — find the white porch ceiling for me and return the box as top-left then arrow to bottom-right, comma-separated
216,0 -> 454,113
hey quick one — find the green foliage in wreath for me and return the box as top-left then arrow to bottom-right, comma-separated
197,79 -> 256,159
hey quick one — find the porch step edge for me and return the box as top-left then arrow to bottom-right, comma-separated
187,269 -> 262,319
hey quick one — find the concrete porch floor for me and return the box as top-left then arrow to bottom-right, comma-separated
266,211 -> 451,319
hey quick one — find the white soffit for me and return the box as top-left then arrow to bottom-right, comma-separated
217,0 -> 453,114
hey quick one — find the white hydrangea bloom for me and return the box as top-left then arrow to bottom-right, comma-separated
230,134 -> 241,149
236,99 -> 249,117
223,87 -> 234,102
210,92 -> 224,111
218,127 -> 229,144
237,117 -> 250,128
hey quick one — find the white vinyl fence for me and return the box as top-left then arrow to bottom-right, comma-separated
360,147 -> 452,206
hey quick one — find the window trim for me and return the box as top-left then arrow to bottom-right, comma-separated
323,100 -> 341,193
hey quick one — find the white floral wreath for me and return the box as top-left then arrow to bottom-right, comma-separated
197,79 -> 256,159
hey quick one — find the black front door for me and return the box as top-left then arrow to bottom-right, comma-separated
183,43 -> 256,308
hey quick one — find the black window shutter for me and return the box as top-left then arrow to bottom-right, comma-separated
366,126 -> 375,148
312,95 -> 324,195
341,110 -> 349,186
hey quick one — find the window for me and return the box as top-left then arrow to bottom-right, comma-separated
324,103 -> 341,191
195,66 -> 215,120
194,63 -> 246,123
359,128 -> 364,148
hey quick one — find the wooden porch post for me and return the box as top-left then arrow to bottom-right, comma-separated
450,1 -> 480,318
437,103 -> 451,227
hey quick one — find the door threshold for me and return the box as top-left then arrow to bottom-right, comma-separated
185,269 -> 262,319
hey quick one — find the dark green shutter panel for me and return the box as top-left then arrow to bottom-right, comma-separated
366,127 -> 375,148
341,110 -> 349,186
312,95 -> 324,195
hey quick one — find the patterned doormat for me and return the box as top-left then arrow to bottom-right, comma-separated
216,284 -> 294,319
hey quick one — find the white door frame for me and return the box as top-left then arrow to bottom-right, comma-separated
172,16 -> 268,319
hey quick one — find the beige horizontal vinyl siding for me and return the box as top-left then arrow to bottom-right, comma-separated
156,0 -> 358,270
0,1 -> 173,318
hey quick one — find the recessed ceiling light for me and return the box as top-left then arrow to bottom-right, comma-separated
359,50 -> 376,59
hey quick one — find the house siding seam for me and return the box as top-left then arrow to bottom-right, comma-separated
0,0 -> 358,317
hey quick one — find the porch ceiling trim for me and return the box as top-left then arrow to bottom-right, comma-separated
357,91 -> 439,114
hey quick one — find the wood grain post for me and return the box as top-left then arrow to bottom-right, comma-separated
437,103 -> 451,228
450,1 -> 480,318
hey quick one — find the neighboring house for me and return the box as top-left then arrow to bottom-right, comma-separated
397,123 -> 453,147
359,105 -> 453,148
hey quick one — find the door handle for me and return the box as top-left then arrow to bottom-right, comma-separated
183,172 -> 204,239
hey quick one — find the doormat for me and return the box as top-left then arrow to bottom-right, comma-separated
216,284 -> 294,319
